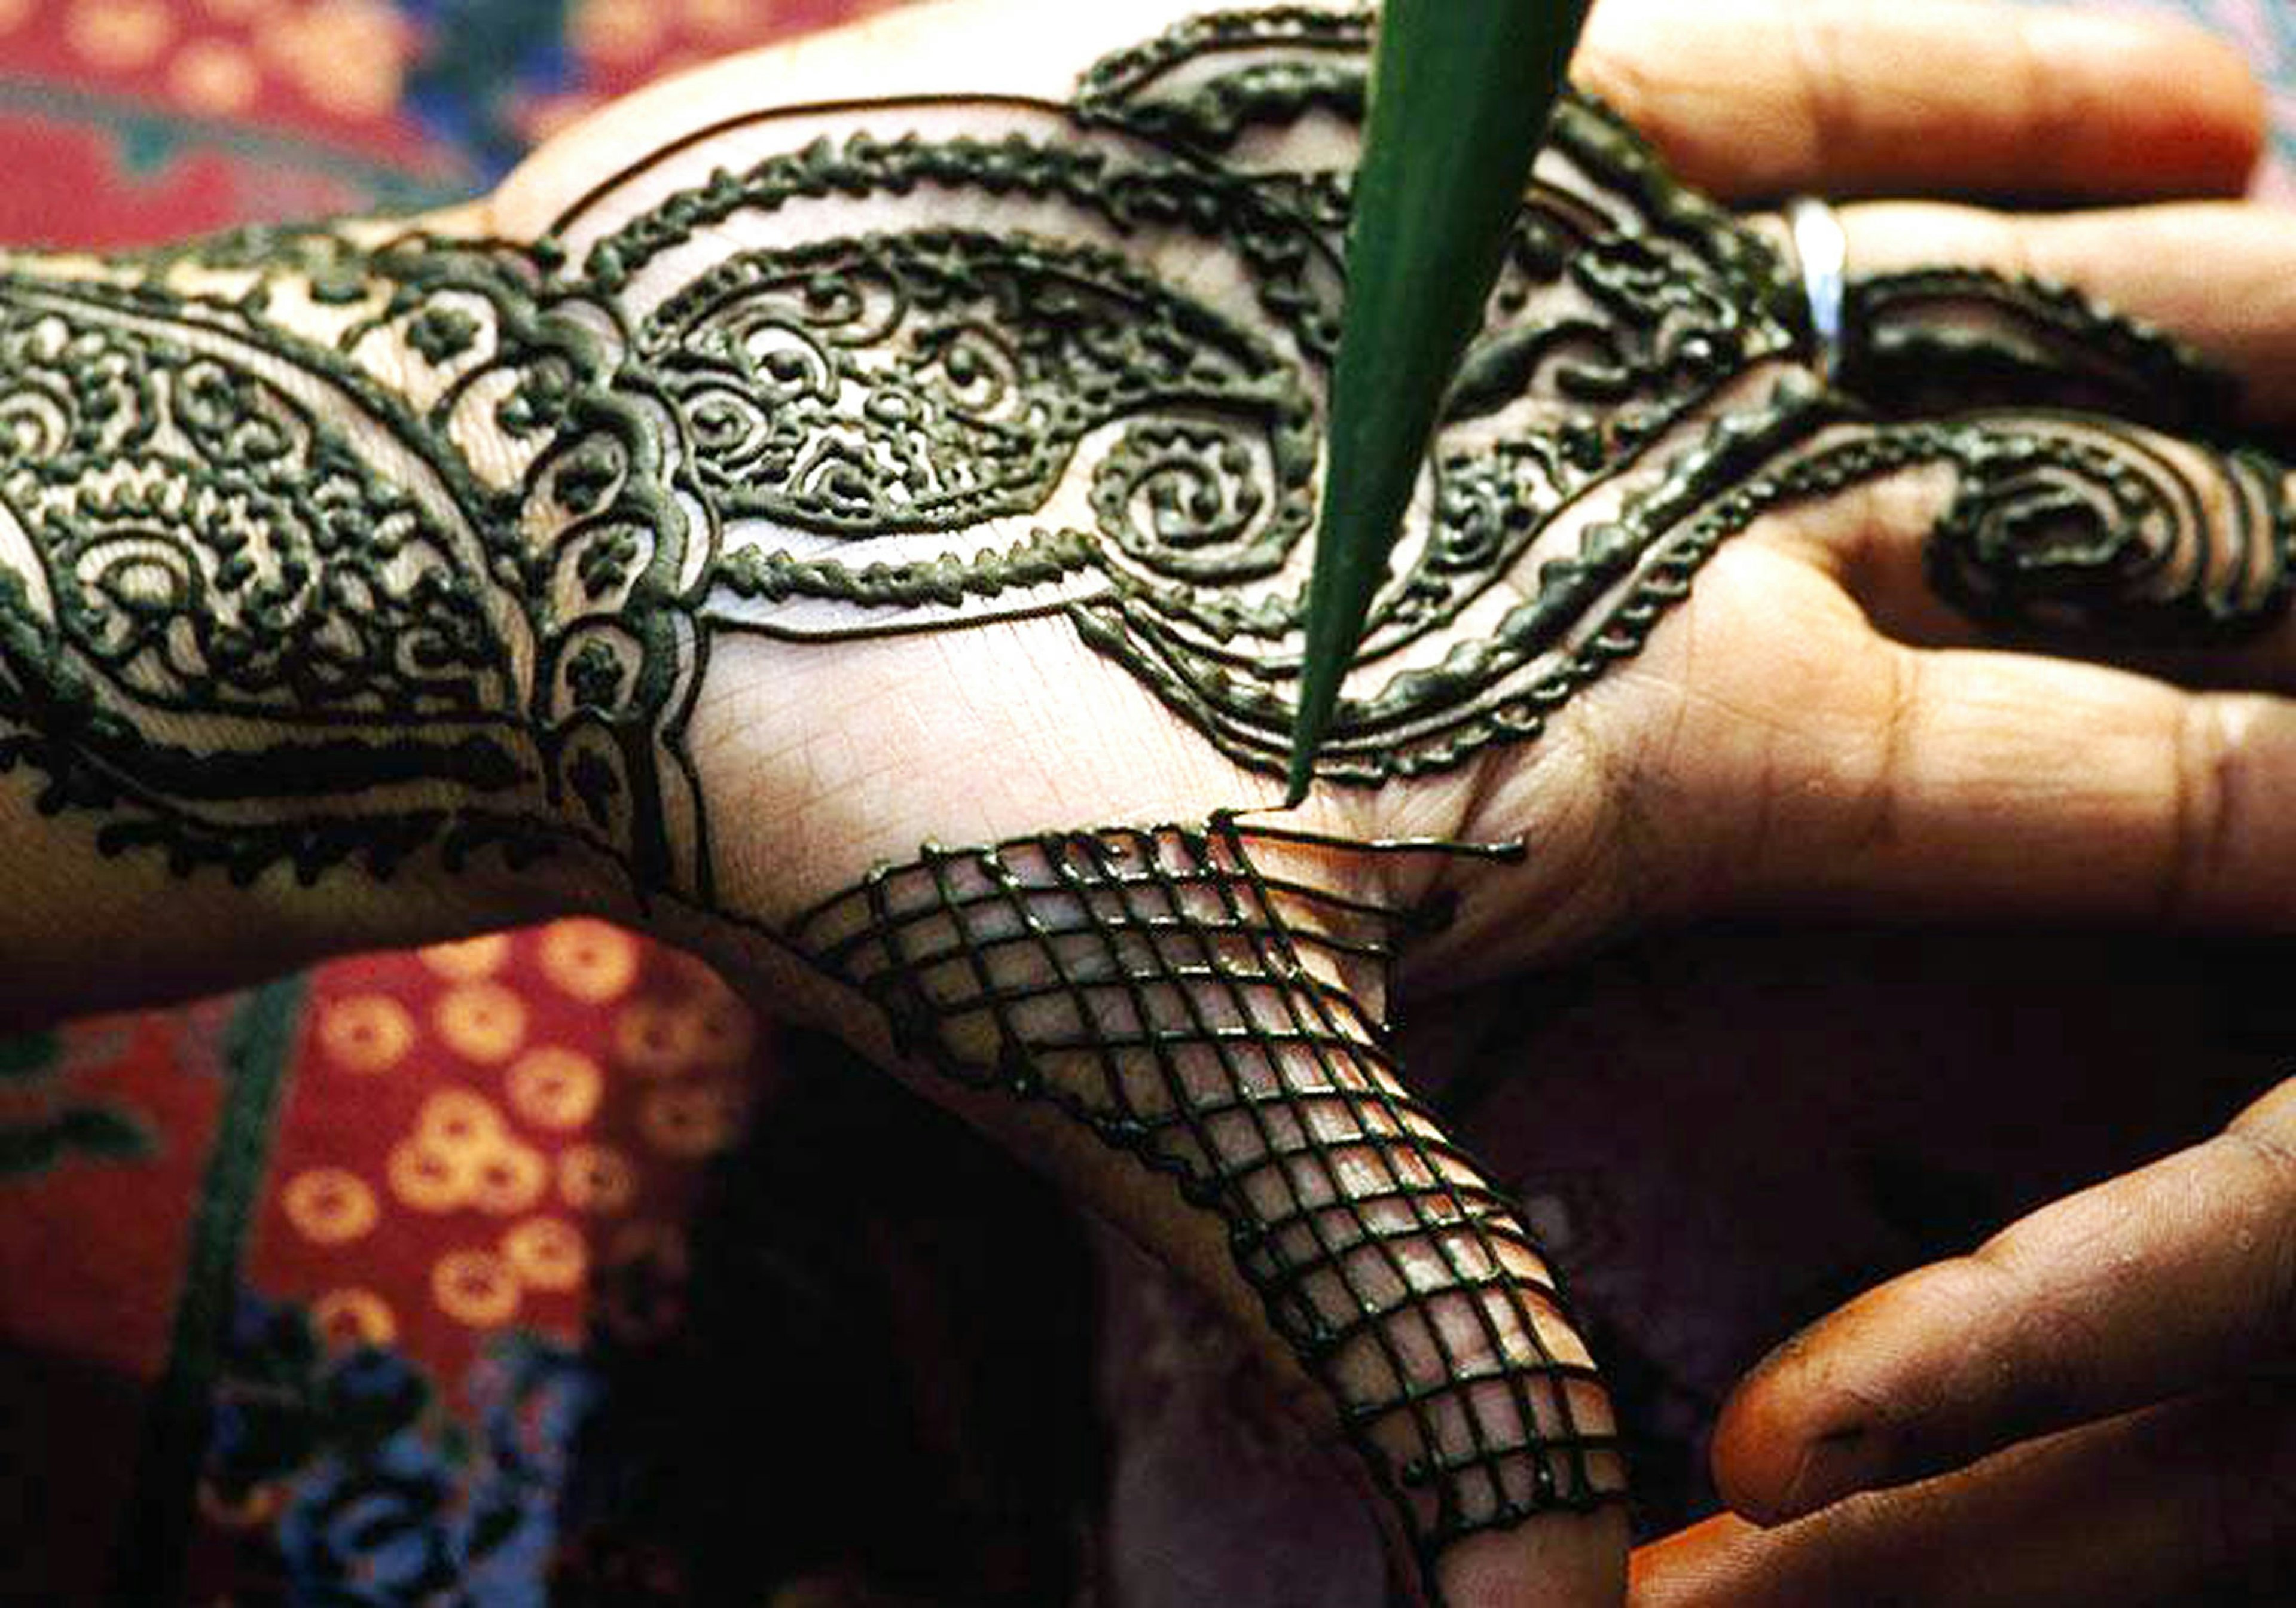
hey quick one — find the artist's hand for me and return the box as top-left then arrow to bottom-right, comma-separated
1629,1073 -> 2296,1606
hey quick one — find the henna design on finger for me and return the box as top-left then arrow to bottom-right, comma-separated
1831,265 -> 2296,647
1925,415 -> 2295,646
1842,267 -> 2239,433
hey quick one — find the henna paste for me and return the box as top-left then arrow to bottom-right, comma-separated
795,814 -> 1619,1555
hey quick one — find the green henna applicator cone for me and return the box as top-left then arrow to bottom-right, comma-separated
1286,0 -> 1595,806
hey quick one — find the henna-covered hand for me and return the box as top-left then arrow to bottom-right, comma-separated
3,2 -> 2294,1604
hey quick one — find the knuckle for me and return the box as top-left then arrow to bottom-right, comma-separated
1784,9 -> 1860,169
2219,1123 -> 2296,1357
2160,694 -> 2239,923
1848,640 -> 1919,857
2002,11 -> 2081,173
1959,1241 -> 2093,1434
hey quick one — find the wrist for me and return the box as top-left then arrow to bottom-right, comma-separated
0,772 -> 576,1031
0,218 -> 640,1022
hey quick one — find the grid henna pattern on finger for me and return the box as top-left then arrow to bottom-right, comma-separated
791,816 -> 1625,1566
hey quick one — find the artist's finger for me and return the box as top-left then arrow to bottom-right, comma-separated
1574,0 -> 2263,204
1834,200 -> 2296,429
1708,1074 -> 2296,1524
1631,1386 -> 2296,1607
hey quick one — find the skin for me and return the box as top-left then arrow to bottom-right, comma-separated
4,2 -> 2296,1604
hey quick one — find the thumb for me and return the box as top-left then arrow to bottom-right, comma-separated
777,816 -> 1628,1608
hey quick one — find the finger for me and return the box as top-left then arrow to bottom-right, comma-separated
1631,1386 -> 2296,1607
1711,1075 -> 2296,1525
766,821 -> 1631,1608
1833,200 -> 2296,429
500,0 -> 2267,227
1574,0 -> 2264,204
1544,515 -> 2296,932
1747,207 -> 2296,690
1743,412 -> 2296,698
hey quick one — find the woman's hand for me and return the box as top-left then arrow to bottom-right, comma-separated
477,3 -> 2296,1594
3,2 -> 2292,1604
1632,1073 -> 2296,1606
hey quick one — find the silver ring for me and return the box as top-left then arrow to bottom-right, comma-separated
1787,194 -> 1847,384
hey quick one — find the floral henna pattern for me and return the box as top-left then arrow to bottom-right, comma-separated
1,5 -> 2291,1597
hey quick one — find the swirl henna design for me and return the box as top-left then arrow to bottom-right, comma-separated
1836,267 -> 2295,646
1,5 -> 2293,1598
0,223 -> 692,885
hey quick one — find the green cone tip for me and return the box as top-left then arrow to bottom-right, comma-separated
1281,0 -> 1593,805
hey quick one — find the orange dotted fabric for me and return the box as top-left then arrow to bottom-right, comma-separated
252,926 -> 761,1393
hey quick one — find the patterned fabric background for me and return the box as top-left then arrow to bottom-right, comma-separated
1,2 -> 2291,1605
